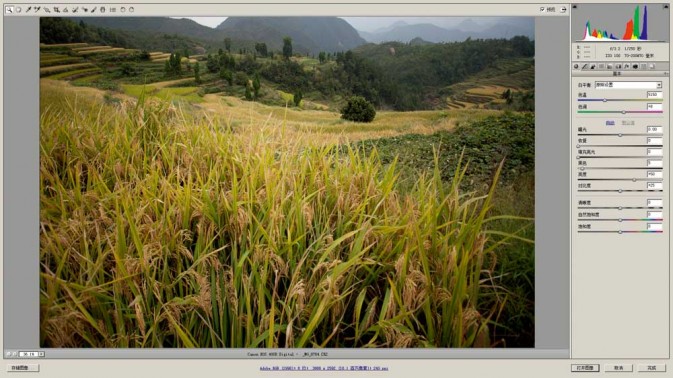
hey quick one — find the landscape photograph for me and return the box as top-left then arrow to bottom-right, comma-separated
38,16 -> 535,348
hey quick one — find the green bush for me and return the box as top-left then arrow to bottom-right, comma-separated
234,71 -> 248,86
340,96 -> 376,123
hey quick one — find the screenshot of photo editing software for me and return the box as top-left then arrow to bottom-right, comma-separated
1,1 -> 671,377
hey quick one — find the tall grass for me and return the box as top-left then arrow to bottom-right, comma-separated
40,82 -> 520,348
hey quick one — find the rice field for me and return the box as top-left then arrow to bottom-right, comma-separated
77,47 -> 130,55
445,58 -> 534,109
39,77 -> 527,348
40,42 -> 89,48
40,63 -> 93,75
44,67 -> 101,80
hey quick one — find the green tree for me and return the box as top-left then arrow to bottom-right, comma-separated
282,36 -> 293,59
340,96 -> 376,122
501,89 -> 513,105
224,37 -> 231,52
174,53 -> 183,75
255,42 -> 268,57
318,51 -> 326,63
219,66 -> 234,86
293,89 -> 302,107
120,63 -> 135,76
164,52 -> 182,76
244,84 -> 253,100
252,73 -> 261,98
194,61 -> 201,84
206,54 -> 219,73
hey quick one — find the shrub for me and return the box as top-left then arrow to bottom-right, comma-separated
234,71 -> 248,86
340,96 -> 376,122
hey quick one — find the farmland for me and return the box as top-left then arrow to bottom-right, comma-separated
39,18 -> 535,349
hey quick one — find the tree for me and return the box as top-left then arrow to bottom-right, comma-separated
194,61 -> 201,84
244,84 -> 253,101
164,52 -> 182,76
224,37 -> 232,52
318,51 -> 326,63
120,63 -> 135,76
174,53 -> 182,75
340,96 -> 376,122
502,89 -> 512,102
206,54 -> 219,73
183,48 -> 190,58
221,68 -> 233,86
282,36 -> 293,59
255,42 -> 268,57
252,73 -> 261,98
293,89 -> 302,107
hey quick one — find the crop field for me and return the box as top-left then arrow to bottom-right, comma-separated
39,19 -> 535,349
40,78 -> 534,348
445,58 -> 534,110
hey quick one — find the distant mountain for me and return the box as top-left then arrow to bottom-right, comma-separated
372,20 -> 409,34
456,19 -> 482,33
357,18 -> 534,43
216,17 -> 366,54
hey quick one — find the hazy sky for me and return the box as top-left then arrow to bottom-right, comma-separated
176,17 -> 227,28
174,17 -> 506,32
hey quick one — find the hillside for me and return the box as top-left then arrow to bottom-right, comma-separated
68,16 -> 223,41
351,37 -> 534,109
216,17 -> 366,54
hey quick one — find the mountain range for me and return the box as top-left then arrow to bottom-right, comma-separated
357,17 -> 534,43
70,16 -> 366,54
69,16 -> 533,54
215,17 -> 365,54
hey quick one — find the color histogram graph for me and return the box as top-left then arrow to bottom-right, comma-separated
582,5 -> 649,41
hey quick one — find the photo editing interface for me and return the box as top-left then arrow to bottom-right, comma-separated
0,2 -> 671,377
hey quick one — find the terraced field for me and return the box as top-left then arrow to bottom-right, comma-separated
445,58 -> 534,109
40,62 -> 94,76
39,43 -> 162,85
